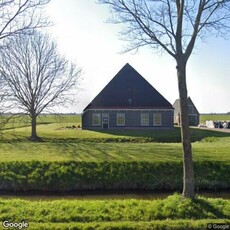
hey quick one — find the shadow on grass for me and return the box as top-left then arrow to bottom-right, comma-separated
92,127 -> 230,143
158,194 -> 229,220
192,197 -> 229,219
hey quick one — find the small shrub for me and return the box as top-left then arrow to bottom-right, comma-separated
201,137 -> 218,142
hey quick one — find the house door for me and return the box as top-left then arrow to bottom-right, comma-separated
102,114 -> 109,129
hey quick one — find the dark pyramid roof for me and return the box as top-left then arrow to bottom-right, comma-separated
84,63 -> 173,111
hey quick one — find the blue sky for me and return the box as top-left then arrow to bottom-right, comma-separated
46,0 -> 230,114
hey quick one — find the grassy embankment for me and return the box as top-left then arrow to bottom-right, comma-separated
0,194 -> 230,230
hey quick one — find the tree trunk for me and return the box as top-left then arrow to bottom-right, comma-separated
29,114 -> 40,141
177,60 -> 195,199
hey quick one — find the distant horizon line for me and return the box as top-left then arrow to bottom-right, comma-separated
1,112 -> 230,115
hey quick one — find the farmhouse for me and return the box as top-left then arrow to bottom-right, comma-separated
82,63 -> 174,130
173,97 -> 200,126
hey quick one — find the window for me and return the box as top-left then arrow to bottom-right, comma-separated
92,113 -> 101,126
117,113 -> 125,126
153,113 -> 162,126
141,113 -> 149,126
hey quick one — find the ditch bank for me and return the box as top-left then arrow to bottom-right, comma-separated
1,189 -> 230,200
0,161 -> 229,192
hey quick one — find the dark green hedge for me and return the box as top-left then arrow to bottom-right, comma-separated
0,161 -> 229,191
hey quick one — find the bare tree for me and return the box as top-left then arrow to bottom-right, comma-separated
98,0 -> 230,198
0,0 -> 50,41
0,78 -> 10,130
0,0 -> 51,130
0,31 -> 82,141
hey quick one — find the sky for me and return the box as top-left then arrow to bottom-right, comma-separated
45,0 -> 230,114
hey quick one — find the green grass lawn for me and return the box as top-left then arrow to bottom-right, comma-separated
0,114 -> 81,130
0,137 -> 229,163
0,114 -> 229,163
200,114 -> 230,124
1,122 -> 230,141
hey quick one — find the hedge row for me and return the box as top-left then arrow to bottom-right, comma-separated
1,137 -> 177,144
0,161 -> 229,191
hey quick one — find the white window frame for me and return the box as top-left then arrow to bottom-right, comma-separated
141,113 -> 149,126
117,113 -> 125,126
92,113 -> 101,126
153,113 -> 162,126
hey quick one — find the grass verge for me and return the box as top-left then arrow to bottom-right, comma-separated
0,194 -> 229,229
26,220 -> 230,230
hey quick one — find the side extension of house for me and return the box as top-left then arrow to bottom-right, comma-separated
173,97 -> 200,126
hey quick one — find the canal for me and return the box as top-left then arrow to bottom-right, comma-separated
0,190 -> 229,200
